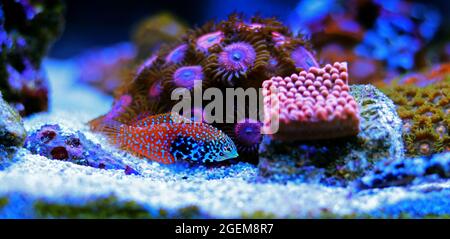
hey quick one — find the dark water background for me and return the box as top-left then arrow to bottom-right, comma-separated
50,0 -> 449,59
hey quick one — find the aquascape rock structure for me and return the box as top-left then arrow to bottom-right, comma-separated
25,124 -> 139,175
358,152 -> 449,189
0,0 -> 65,116
259,63 -> 403,185
0,92 -> 26,161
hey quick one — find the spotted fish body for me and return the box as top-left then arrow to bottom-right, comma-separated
104,113 -> 238,164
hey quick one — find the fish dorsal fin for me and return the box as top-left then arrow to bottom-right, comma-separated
131,112 -> 192,127
129,112 -> 155,127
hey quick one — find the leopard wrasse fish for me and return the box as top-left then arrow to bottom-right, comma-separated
101,113 -> 239,164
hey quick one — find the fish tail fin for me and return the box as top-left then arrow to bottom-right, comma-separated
88,114 -> 107,131
98,119 -> 126,147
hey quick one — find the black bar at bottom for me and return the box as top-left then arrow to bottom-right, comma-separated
0,219 -> 447,238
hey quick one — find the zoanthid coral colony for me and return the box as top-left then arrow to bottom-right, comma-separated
90,14 -> 323,162
382,77 -> 449,157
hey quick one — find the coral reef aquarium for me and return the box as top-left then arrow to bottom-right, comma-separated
1,0 -> 450,225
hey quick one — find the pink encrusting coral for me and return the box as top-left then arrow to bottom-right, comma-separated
262,62 -> 360,141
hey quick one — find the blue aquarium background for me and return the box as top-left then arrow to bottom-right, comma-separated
0,0 -> 449,219
51,0 -> 449,58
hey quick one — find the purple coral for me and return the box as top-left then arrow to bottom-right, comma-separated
272,32 -> 290,47
233,118 -> 262,153
0,0 -> 64,116
5,59 -> 49,115
218,42 -> 256,73
291,46 -> 319,70
25,124 -> 139,174
136,54 -> 157,76
173,66 -> 204,89
148,80 -> 163,99
237,22 -> 265,32
165,44 -> 188,64
196,31 -> 224,53
32,125 -> 84,162
104,94 -> 133,121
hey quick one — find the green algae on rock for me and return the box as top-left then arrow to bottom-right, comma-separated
241,210 -> 277,219
34,195 -> 205,219
0,197 -> 8,210
34,196 -> 152,219
0,92 -> 26,160
258,85 -> 404,185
